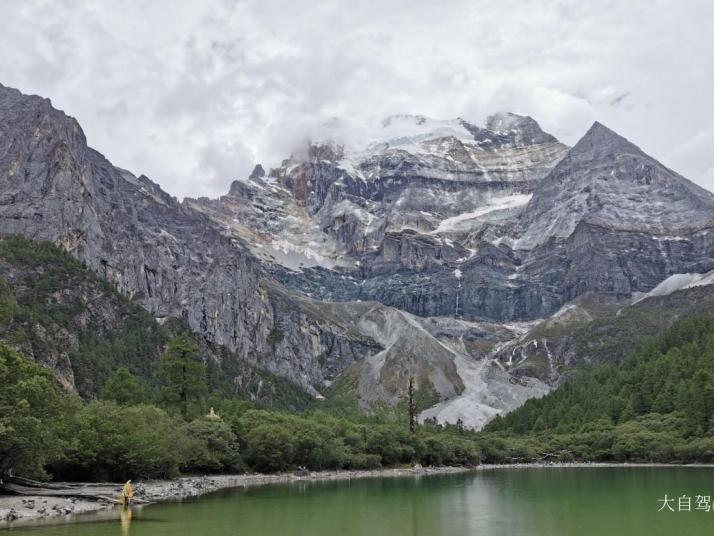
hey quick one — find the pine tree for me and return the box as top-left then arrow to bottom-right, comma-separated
159,336 -> 207,419
101,367 -> 143,405
408,377 -> 417,434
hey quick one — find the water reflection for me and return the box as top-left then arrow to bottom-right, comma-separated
120,507 -> 133,536
5,469 -> 714,536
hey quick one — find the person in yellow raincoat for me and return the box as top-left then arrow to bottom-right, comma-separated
120,480 -> 134,507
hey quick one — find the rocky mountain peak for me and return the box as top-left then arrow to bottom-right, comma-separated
459,112 -> 558,148
370,112 -> 560,153
0,83 -> 88,162
568,121 -> 644,159
511,121 -> 714,250
308,142 -> 344,162
248,164 -> 266,180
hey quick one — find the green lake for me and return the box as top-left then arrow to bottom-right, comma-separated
6,467 -> 714,535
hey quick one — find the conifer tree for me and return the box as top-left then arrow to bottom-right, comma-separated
408,377 -> 417,434
159,336 -> 207,419
101,367 -> 143,405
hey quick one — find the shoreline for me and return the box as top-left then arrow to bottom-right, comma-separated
475,461 -> 714,470
0,465 -> 470,527
3,462 -> 714,527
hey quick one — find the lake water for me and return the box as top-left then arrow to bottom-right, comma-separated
6,467 -> 714,535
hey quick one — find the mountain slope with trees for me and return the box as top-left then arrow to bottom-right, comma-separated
0,235 -> 312,409
0,337 -> 483,482
0,236 -> 484,482
484,314 -> 714,462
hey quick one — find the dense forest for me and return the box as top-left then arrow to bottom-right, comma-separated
3,235 -> 714,483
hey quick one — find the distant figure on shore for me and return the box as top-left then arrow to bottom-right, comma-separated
120,480 -> 134,507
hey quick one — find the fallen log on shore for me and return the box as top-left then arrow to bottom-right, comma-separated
1,479 -> 152,505
7,476 -> 122,490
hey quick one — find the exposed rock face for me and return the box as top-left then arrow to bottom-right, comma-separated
211,117 -> 714,324
248,164 -> 265,180
3,82 -> 714,428
197,114 -> 568,272
0,83 -> 376,395
192,112 -> 573,323
188,112 -> 714,424
492,279 -> 714,387
510,122 -> 714,249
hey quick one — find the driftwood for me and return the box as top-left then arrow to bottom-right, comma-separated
1,477 -> 152,505
7,475 -> 121,490
535,450 -> 574,461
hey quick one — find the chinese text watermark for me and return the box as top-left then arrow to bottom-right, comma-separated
658,495 -> 711,512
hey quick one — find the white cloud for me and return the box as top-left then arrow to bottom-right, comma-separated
1,0 -> 713,197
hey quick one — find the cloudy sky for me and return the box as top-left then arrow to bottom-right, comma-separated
2,0 -> 714,198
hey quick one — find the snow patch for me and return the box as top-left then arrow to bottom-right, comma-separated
374,115 -> 474,147
265,239 -> 336,270
632,270 -> 714,304
433,194 -> 532,233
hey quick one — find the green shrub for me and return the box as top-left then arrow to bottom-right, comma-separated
181,418 -> 242,473
58,401 -> 191,480
101,367 -> 144,405
0,342 -> 72,479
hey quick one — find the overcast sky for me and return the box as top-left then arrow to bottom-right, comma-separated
2,0 -> 714,199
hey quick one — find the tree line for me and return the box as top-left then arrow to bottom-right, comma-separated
0,336 -> 482,482
6,314 -> 714,482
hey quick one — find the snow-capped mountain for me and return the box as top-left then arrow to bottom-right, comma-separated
190,112 -> 568,271
2,82 -> 714,429
200,113 -> 714,325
